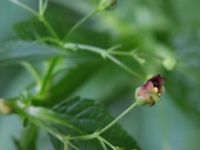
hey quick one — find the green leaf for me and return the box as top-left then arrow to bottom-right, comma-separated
14,17 -> 49,40
53,97 -> 139,150
48,62 -> 101,106
0,40 -> 64,65
14,97 -> 140,150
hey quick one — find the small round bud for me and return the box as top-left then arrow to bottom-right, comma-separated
98,0 -> 117,10
0,99 -> 13,114
135,74 -> 166,106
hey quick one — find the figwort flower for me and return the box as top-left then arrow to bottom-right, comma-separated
135,74 -> 166,106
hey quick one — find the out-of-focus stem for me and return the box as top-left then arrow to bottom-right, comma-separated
64,9 -> 100,40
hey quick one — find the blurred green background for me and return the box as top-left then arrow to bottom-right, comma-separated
0,0 -> 200,150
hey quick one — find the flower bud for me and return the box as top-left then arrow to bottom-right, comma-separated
0,99 -> 13,114
135,74 -> 166,106
98,0 -> 117,10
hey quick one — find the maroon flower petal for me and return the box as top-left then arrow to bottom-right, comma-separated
148,74 -> 166,89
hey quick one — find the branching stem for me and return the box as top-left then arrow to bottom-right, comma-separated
98,136 -> 117,150
98,137 -> 108,150
64,43 -> 144,79
64,102 -> 138,149
64,8 -> 100,40
39,16 -> 59,40
98,102 -> 138,134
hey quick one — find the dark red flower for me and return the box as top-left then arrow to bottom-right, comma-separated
135,74 -> 166,106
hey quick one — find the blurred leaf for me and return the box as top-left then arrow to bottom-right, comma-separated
14,17 -> 49,40
48,63 -> 101,106
15,97 -> 140,150
0,40 -> 65,66
12,137 -> 22,150
167,29 -> 200,123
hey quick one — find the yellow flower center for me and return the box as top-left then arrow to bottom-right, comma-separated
152,87 -> 158,94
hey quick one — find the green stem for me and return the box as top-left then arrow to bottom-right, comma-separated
39,16 -> 59,40
109,51 -> 131,56
39,37 -> 64,47
21,62 -> 41,87
66,133 -> 116,150
64,43 -> 144,79
13,101 -> 77,150
98,137 -> 108,150
98,136 -> 117,150
64,143 -> 68,150
38,58 -> 58,98
39,0 -> 48,16
9,0 -> 38,17
64,9 -> 100,40
98,102 -> 138,134
65,141 -> 80,150
63,102 -> 138,149
39,0 -> 43,15
107,44 -> 122,52
21,124 -> 38,150
66,132 -> 98,141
